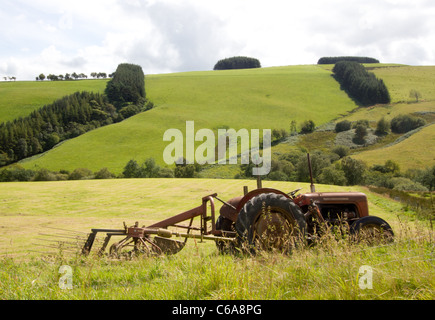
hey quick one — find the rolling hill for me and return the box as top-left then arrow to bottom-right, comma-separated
1,63 -> 434,174
0,79 -> 108,123
17,65 -> 358,173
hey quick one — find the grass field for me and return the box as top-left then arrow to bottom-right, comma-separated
352,123 -> 435,170
337,65 -> 435,171
0,79 -> 108,123
0,178 -> 433,300
371,65 -> 435,103
18,65 -> 358,173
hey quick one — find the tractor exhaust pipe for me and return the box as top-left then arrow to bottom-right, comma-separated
307,153 -> 316,193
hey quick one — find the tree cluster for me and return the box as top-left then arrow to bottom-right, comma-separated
37,72 -> 112,81
390,114 -> 426,134
332,61 -> 390,106
0,92 -> 119,165
239,148 -> 434,196
317,56 -> 380,64
213,56 -> 261,70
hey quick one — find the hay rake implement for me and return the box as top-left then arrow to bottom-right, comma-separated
82,193 -> 236,257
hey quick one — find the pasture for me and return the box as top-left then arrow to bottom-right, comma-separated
0,79 -> 108,123
18,65 -> 357,173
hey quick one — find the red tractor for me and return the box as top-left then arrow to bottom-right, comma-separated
82,154 -> 394,257
217,155 -> 394,253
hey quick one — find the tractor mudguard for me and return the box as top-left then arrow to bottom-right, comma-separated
220,188 -> 290,223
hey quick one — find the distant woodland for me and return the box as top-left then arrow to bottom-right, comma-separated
332,61 -> 390,106
213,56 -> 261,70
317,56 -> 380,64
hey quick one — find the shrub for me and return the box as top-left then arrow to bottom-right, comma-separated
33,168 -> 57,181
353,124 -> 368,144
390,114 -> 426,134
318,165 -> 347,186
372,160 -> 400,175
94,167 -> 115,179
332,145 -> 349,158
335,120 -> 351,132
352,119 -> 370,129
267,171 -> 288,181
376,117 -> 389,135
123,160 -> 140,178
341,157 -> 366,185
300,120 -> 316,134
389,177 -> 428,192
69,168 -> 94,180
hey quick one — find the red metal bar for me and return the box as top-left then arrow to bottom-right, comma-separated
148,193 -> 217,230
148,204 -> 204,228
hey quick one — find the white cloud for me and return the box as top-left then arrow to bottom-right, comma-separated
1,0 -> 435,80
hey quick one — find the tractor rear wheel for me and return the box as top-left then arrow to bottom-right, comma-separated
235,193 -> 306,253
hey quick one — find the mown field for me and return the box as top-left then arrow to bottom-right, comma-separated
0,178 -> 433,300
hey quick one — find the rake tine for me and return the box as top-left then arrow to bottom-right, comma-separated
32,243 -> 81,251
41,226 -> 89,235
37,233 -> 87,241
35,238 -> 83,246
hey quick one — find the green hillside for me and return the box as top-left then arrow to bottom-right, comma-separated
2,64 -> 435,175
0,79 -> 108,122
346,66 -> 435,170
18,65 -> 357,173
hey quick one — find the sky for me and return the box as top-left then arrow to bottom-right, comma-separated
1,0 -> 435,80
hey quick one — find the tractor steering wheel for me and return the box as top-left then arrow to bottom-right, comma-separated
287,188 -> 302,198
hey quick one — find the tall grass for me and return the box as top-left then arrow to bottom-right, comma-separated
1,218 -> 433,300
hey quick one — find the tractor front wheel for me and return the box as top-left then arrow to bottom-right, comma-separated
350,216 -> 394,245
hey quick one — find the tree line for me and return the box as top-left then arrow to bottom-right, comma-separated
213,56 -> 261,70
0,92 -> 119,165
318,56 -> 380,64
36,72 -> 113,81
332,61 -> 390,106
0,63 -> 151,166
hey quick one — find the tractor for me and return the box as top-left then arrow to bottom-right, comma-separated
82,154 -> 394,257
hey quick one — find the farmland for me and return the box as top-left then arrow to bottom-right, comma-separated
0,79 -> 108,123
0,63 -> 434,301
15,65 -> 358,173
0,64 -> 433,175
0,178 -> 433,300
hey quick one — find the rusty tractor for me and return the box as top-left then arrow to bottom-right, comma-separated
82,154 -> 394,257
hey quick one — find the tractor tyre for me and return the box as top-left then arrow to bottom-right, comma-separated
350,216 -> 394,245
235,193 -> 307,253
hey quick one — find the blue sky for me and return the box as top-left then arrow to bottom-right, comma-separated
1,0 -> 434,80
